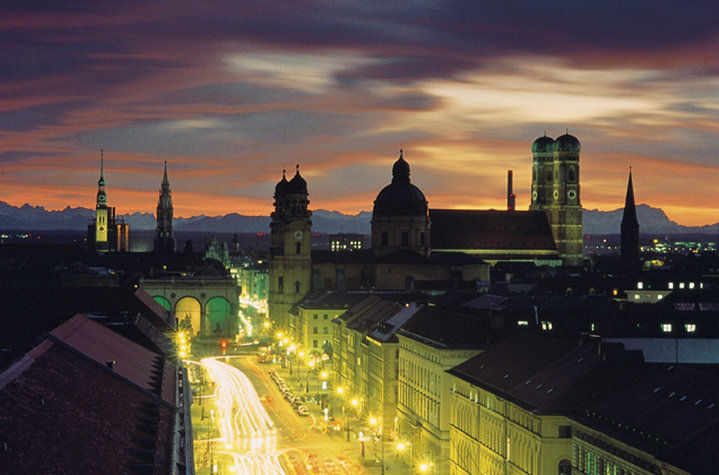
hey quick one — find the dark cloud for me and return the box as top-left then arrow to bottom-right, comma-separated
0,101 -> 88,131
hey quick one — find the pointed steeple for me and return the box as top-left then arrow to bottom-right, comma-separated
99,149 -> 105,185
621,168 -> 640,265
621,169 -> 638,228
154,161 -> 175,253
96,150 -> 107,208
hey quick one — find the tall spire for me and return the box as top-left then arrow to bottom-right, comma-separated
621,168 -> 637,226
155,161 -> 175,253
98,149 -> 105,186
621,168 -> 640,266
96,150 -> 107,208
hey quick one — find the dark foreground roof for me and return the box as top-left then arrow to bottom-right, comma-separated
449,334 -> 719,474
430,209 -> 557,252
0,315 -> 176,473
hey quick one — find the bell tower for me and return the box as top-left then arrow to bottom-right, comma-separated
154,161 -> 176,254
94,150 -> 110,251
530,133 -> 583,266
268,165 -> 312,335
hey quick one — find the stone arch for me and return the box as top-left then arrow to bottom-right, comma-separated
153,296 -> 171,311
176,296 -> 202,337
206,296 -> 232,336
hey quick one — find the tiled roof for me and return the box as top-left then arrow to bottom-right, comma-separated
398,305 -> 500,349
429,209 -> 557,251
51,314 -> 176,404
0,336 -> 173,473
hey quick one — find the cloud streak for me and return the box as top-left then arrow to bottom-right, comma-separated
0,1 -> 717,225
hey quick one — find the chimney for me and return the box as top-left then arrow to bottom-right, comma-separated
507,170 -> 516,211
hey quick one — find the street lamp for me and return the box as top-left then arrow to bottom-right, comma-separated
348,398 -> 358,441
369,417 -> 385,474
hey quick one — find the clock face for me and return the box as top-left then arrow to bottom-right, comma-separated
553,190 -> 559,200
99,226 -> 105,232
98,194 -> 106,202
294,230 -> 303,240
567,190 -> 577,200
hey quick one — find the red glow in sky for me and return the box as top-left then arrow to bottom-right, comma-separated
1,2 -> 718,225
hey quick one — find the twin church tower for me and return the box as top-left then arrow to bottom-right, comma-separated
88,153 -> 175,253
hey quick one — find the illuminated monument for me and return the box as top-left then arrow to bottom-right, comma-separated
529,132 -> 583,266
268,166 -> 313,331
154,161 -> 175,254
88,151 -> 129,252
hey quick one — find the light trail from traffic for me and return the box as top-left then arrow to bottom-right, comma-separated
200,356 -> 285,474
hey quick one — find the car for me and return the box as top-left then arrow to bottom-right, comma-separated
297,406 -> 309,416
293,399 -> 302,408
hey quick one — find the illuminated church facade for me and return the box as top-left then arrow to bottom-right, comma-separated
268,134 -> 584,332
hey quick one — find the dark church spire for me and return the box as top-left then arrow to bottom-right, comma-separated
621,168 -> 640,266
154,161 -> 175,254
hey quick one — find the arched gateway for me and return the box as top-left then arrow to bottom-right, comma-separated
139,275 -> 239,338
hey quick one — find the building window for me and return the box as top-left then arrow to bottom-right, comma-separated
401,232 -> 409,247
558,459 -> 572,475
313,314 -> 318,320
278,276 -> 284,293
381,232 -> 388,247
685,323 -> 697,333
568,167 -> 576,182
313,327 -> 318,334
558,425 -> 572,438
295,281 -> 300,293
420,233 -> 425,247
546,170 -> 552,181
323,314 -> 328,320
637,282 -> 643,289
313,340 -> 318,348
661,323 -> 672,333
296,241 -> 301,254
668,282 -> 674,289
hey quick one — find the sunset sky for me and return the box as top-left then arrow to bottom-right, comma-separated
1,1 -> 718,225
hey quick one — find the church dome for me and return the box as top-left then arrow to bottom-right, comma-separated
532,135 -> 554,154
287,166 -> 308,194
555,133 -> 581,152
373,151 -> 428,216
274,171 -> 288,196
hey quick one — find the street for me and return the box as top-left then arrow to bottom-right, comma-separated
191,355 -> 368,474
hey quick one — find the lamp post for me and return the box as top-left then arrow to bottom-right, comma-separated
369,417 -> 385,474
348,398 -> 358,441
336,386 -> 344,424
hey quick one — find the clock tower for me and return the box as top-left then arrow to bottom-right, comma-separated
94,151 -> 110,251
268,165 -> 312,335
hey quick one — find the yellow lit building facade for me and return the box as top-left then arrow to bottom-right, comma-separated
395,306 -> 486,474
446,334 -> 710,475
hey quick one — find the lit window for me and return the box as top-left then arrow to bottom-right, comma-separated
637,282 -> 644,289
689,282 -> 695,289
679,282 -> 685,289
634,294 -> 640,300
517,320 -> 529,326
657,294 -> 663,300
661,323 -> 672,333
668,282 -> 674,289
685,323 -> 697,333
590,323 -> 596,332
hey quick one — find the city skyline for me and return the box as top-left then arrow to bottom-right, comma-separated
1,2 -> 718,225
